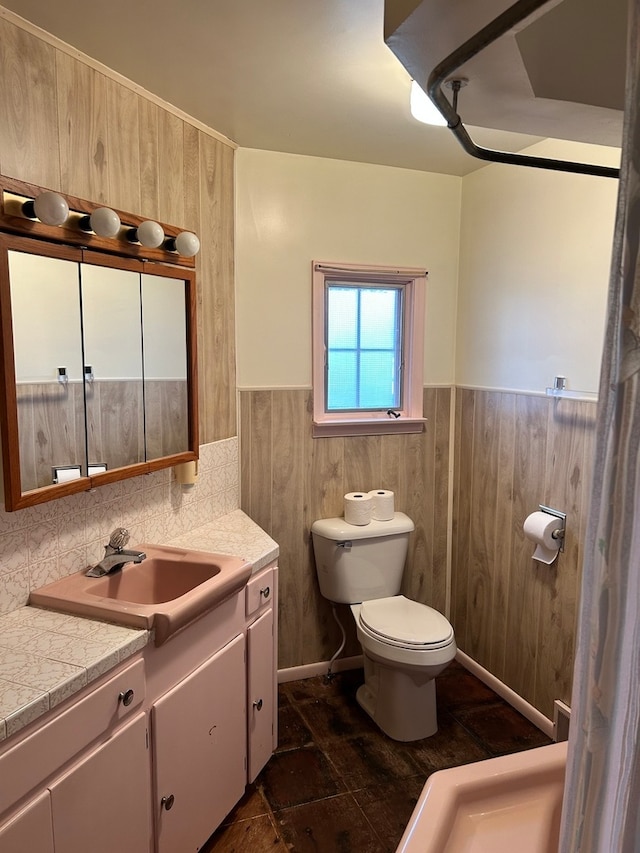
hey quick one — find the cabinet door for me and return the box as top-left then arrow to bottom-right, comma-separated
247,608 -> 275,782
50,713 -> 151,853
0,790 -> 54,853
152,633 -> 246,853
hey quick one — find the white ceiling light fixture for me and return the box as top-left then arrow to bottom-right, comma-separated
410,80 -> 448,127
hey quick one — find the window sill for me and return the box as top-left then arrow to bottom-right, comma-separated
312,418 -> 426,438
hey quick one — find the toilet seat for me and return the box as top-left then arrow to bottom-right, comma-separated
359,595 -> 454,650
351,595 -> 456,668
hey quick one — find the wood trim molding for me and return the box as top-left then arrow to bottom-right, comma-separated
457,650 -> 554,739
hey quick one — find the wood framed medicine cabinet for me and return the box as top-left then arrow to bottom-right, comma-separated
0,175 -> 199,511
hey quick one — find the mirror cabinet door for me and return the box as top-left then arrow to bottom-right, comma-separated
80,261 -> 145,471
141,271 -> 189,461
8,247 -> 86,493
0,227 -> 197,511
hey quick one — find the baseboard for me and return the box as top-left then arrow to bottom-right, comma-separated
277,654 -> 364,684
456,650 -> 554,739
278,650 -> 556,740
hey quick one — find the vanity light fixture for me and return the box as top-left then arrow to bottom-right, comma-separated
2,176 -> 197,269
22,191 -> 70,226
79,207 -> 122,238
128,219 -> 165,248
165,231 -> 201,258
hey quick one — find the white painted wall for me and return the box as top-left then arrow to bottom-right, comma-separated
456,140 -> 620,394
235,143 -> 619,395
235,149 -> 462,388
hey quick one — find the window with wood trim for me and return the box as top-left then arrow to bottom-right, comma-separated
312,261 -> 426,437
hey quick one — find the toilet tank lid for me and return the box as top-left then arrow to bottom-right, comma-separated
311,512 -> 414,541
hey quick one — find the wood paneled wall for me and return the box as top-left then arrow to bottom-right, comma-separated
0,17 -> 236,444
240,387 -> 452,669
452,388 -> 597,718
242,384 -> 596,719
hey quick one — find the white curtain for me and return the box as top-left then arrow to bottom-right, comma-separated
560,1 -> 640,850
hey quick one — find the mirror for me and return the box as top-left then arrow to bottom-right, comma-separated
0,233 -> 197,510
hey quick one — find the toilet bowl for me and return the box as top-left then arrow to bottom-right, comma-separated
311,512 -> 456,741
352,596 -> 456,740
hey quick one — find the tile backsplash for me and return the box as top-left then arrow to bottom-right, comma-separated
0,438 -> 239,615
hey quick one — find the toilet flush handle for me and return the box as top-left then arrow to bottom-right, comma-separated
337,541 -> 352,550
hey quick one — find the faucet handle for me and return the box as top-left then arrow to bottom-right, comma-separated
108,527 -> 130,551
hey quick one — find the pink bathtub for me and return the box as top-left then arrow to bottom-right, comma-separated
396,741 -> 567,852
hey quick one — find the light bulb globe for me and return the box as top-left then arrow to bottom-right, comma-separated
174,231 -> 200,257
136,220 -> 165,248
33,192 -> 70,226
90,207 -> 121,238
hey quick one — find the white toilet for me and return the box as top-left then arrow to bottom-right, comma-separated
311,511 -> 456,741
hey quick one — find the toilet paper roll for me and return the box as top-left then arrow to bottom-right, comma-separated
368,489 -> 395,521
523,511 -> 563,565
53,465 -> 82,484
344,492 -> 373,526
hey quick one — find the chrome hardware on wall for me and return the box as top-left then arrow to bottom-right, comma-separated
539,505 -> 567,552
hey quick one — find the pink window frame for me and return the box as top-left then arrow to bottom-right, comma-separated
312,261 -> 426,437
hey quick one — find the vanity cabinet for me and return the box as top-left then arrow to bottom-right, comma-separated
0,658 -> 148,853
49,713 -> 151,853
0,790 -> 55,853
152,633 -> 246,853
0,561 -> 278,853
247,608 -> 275,782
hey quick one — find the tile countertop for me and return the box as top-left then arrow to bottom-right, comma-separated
0,510 -> 279,743
167,509 -> 279,575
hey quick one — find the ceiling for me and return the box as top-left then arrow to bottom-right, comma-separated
0,0 -> 626,177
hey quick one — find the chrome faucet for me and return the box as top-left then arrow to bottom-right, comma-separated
86,528 -> 146,577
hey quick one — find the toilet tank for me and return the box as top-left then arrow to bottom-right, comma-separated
311,512 -> 415,604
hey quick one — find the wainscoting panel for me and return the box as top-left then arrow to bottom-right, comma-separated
452,388 -> 597,718
240,387 -> 452,669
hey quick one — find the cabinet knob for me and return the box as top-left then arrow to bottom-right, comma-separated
253,698 -> 263,711
260,586 -> 270,599
119,688 -> 135,707
161,794 -> 175,811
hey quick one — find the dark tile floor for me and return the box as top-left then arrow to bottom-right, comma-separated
202,661 -> 552,852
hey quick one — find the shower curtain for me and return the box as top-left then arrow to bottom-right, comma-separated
559,1 -> 640,850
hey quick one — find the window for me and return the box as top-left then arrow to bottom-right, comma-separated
312,261 -> 426,436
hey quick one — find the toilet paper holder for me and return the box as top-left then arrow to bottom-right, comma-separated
538,505 -> 566,551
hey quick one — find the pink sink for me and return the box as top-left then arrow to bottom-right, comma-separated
396,741 -> 567,853
30,544 -> 252,645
